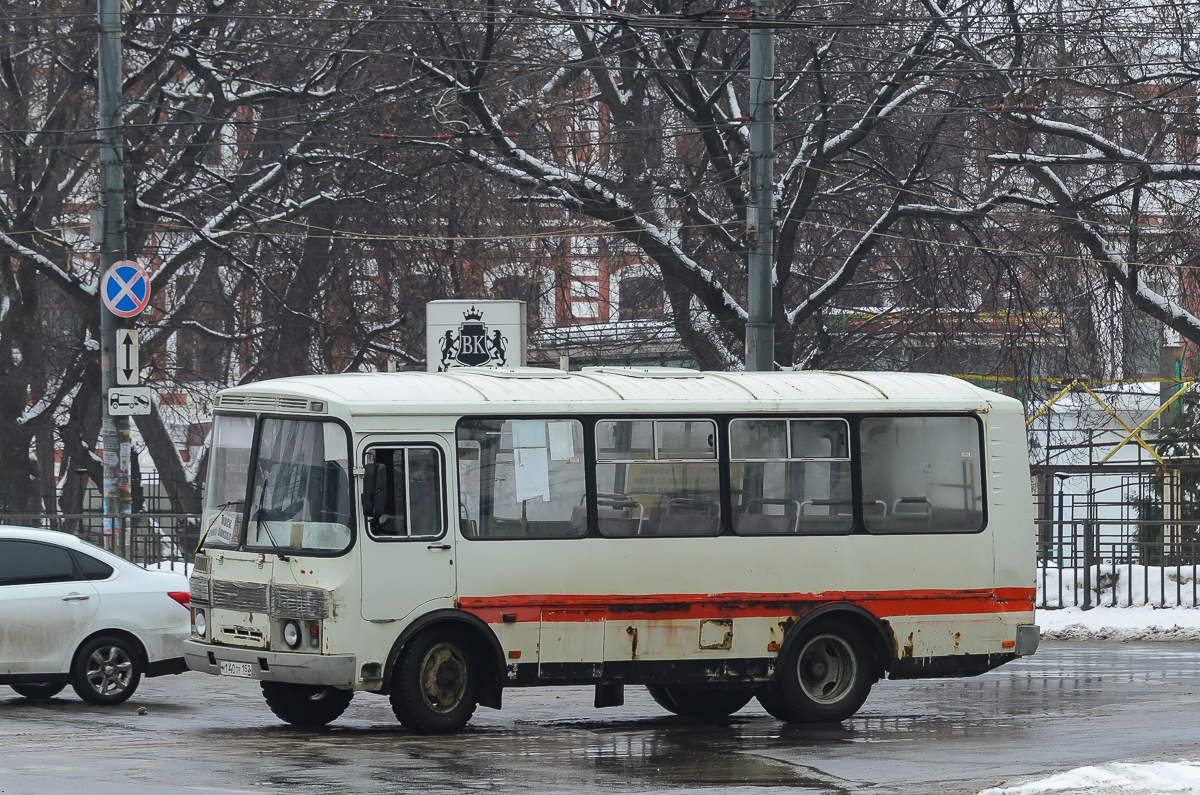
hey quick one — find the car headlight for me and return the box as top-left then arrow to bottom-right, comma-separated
282,620 -> 301,649
193,609 -> 207,639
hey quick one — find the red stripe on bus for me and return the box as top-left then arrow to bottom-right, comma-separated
459,588 -> 1035,624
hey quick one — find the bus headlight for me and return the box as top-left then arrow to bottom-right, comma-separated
282,620 -> 302,649
193,609 -> 207,639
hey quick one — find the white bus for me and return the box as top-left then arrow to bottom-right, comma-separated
184,368 -> 1039,733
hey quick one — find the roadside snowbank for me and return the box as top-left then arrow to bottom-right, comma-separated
1038,605 -> 1200,641
979,758 -> 1200,794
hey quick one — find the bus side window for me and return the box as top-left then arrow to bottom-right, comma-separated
595,418 -> 720,537
859,416 -> 984,534
365,447 -> 445,539
456,419 -> 587,539
729,418 -> 853,535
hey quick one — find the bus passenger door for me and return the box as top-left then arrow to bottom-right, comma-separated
359,442 -> 456,622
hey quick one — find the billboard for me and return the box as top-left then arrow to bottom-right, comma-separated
426,300 -> 527,372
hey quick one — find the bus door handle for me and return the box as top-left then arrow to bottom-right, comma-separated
427,543 -> 451,551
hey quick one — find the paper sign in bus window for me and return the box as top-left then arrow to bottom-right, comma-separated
514,446 -> 551,502
511,419 -> 547,449
548,421 -> 576,461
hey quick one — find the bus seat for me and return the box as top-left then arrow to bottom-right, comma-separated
658,496 -> 719,535
567,505 -> 587,535
736,512 -> 797,534
889,497 -> 932,532
595,494 -> 644,536
597,508 -> 641,536
737,498 -> 800,534
657,514 -> 719,535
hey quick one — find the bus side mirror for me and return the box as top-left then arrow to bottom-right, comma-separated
362,462 -> 387,519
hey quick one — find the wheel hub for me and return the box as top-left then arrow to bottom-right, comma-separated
85,645 -> 132,695
796,633 -> 857,705
419,642 -> 468,713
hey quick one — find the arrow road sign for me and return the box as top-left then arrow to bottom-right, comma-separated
108,387 -> 152,416
116,329 -> 139,386
101,261 -> 151,318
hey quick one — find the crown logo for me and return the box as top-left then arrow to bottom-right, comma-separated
463,306 -> 484,321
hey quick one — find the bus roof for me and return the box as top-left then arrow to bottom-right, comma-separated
213,368 -> 1013,417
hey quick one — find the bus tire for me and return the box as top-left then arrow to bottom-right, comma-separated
260,682 -> 353,727
390,628 -> 479,734
646,685 -> 754,719
757,620 -> 873,723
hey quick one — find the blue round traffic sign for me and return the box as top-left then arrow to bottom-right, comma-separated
101,261 -> 151,318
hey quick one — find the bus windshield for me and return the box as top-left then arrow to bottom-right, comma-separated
201,414 -> 353,553
202,414 -> 254,548
245,418 -> 353,554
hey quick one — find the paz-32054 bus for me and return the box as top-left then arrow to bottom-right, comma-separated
183,368 -> 1038,733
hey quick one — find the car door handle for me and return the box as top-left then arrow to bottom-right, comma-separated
62,594 -> 90,602
426,543 -> 451,551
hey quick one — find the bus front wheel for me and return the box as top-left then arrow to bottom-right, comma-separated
756,620 -> 874,723
390,628 -> 479,734
261,682 -> 353,727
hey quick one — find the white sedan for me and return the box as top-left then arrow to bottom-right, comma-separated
0,527 -> 191,704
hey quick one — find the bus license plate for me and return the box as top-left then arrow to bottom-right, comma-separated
219,661 -> 254,678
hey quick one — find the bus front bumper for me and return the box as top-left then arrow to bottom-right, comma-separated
183,640 -> 356,687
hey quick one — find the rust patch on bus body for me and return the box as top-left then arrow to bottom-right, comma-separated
953,631 -> 962,651
902,632 -> 915,660
699,619 -> 733,650
626,626 -> 639,659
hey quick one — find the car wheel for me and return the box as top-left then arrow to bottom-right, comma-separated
11,683 -> 66,700
646,684 -> 754,719
70,635 -> 142,705
756,620 -> 874,723
260,682 -> 353,727
389,628 -> 479,734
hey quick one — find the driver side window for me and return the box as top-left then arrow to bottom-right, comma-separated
363,446 -> 446,539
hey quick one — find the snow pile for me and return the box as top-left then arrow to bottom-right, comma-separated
145,560 -> 193,577
1039,605 -> 1200,640
980,759 -> 1200,794
1038,563 -> 1200,609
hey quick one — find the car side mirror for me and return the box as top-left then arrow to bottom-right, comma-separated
361,462 -> 387,520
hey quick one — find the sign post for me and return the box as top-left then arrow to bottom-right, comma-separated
426,300 -> 527,372
98,0 -> 137,549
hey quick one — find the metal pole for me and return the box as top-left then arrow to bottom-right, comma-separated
744,0 -> 775,371
98,0 -> 132,549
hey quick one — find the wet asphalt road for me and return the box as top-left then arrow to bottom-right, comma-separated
2,641 -> 1199,795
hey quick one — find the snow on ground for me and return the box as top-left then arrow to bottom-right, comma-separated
1039,605 -> 1200,641
1039,563 -> 1200,609
980,758 -> 1200,794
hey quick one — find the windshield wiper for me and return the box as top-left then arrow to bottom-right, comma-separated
252,474 -> 291,562
196,500 -> 243,554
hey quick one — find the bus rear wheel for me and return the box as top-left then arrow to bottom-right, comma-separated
757,620 -> 874,723
646,685 -> 754,719
261,682 -> 353,727
390,628 -> 479,734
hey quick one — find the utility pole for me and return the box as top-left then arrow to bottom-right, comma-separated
98,0 -> 132,548
744,0 -> 776,371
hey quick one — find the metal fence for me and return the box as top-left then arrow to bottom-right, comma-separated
1036,518 -> 1200,609
1,513 -> 199,573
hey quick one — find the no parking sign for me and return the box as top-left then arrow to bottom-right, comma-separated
101,260 -> 151,318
